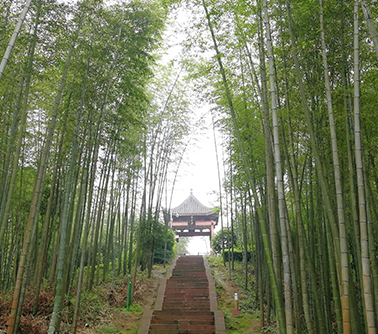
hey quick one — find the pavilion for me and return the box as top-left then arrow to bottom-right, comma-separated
170,191 -> 218,242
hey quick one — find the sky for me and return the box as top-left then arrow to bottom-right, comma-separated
169,110 -> 219,209
161,6 -> 224,255
163,7 -> 219,209
168,108 -> 222,255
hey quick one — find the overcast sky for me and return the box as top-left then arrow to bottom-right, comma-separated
162,5 -> 224,254
170,111 -> 220,209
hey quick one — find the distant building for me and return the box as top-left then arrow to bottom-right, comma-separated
170,191 -> 218,242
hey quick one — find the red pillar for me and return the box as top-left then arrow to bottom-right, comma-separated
210,221 -> 215,243
210,221 -> 215,255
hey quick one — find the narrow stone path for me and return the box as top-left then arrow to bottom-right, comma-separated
139,255 -> 226,334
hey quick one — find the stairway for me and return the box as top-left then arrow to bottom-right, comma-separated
148,256 -> 216,334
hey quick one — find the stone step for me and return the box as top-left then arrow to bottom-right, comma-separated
149,325 -> 215,334
162,302 -> 210,306
150,317 -> 214,325
162,306 -> 210,311
165,284 -> 208,287
152,310 -> 214,321
165,289 -> 209,294
147,255 -> 220,334
149,323 -> 179,333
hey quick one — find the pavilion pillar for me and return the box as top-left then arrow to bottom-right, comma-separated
210,222 -> 215,255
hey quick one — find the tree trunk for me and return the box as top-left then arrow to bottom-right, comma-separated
201,1 -> 286,331
48,53 -> 87,333
319,0 -> 350,331
0,1 -> 41,248
360,0 -> 378,58
257,4 -> 281,299
0,0 -> 33,82
353,2 -> 376,332
128,178 -> 138,273
72,132 -> 100,333
7,25 -> 78,334
262,1 -> 293,331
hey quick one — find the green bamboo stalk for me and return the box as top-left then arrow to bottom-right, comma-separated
48,50 -> 86,334
319,0 -> 350,330
353,2 -> 376,332
262,0 -> 293,331
201,1 -> 286,331
7,19 -> 79,334
0,0 -> 33,82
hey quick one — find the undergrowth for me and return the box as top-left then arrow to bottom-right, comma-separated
0,267 -> 160,334
208,255 -> 275,334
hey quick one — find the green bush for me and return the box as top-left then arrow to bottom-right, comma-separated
222,249 -> 253,262
152,225 -> 175,264
212,229 -> 238,254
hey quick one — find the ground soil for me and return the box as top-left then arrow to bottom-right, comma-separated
0,259 -> 266,333
0,266 -> 166,334
86,257 -> 265,333
208,259 -> 263,334
77,266 -> 166,334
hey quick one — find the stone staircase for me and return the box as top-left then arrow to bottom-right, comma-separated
147,256 -> 219,334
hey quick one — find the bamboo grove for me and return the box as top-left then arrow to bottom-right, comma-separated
3,0 -> 378,333
0,0 -> 193,333
176,0 -> 378,333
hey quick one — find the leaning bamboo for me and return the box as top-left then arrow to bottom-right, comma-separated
0,0 -> 33,82
262,0 -> 293,331
201,1 -> 286,332
319,0 -> 350,331
7,24 -> 78,334
353,2 -> 376,332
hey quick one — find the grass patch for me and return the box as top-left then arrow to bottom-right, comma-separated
123,328 -> 139,334
225,312 -> 260,333
96,324 -> 120,333
207,255 -> 268,334
129,304 -> 142,313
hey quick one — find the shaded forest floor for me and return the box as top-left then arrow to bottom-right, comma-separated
0,258 -> 274,333
0,265 -> 166,334
208,256 -> 274,334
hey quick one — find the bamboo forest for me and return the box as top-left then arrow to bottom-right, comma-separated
2,0 -> 378,333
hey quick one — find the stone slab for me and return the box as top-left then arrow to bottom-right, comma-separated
203,256 -> 226,334
214,310 -> 227,334
166,257 -> 177,279
138,308 -> 153,334
154,278 -> 166,311
203,256 -> 218,312
148,255 -> 225,333
139,257 -> 178,333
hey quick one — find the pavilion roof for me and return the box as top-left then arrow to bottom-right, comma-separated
172,192 -> 214,215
